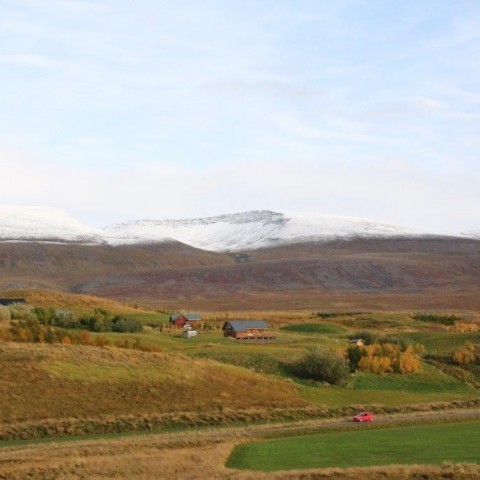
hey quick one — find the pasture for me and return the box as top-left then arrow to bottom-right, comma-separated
227,420 -> 480,471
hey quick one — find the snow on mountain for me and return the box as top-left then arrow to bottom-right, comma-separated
0,205 -> 105,244
1,206 -> 473,250
103,210 -> 426,251
462,230 -> 480,240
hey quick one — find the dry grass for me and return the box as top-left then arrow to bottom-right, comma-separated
156,290 -> 480,312
0,342 -> 304,437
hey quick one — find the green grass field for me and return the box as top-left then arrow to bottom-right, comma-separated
226,421 -> 480,471
281,323 -> 348,334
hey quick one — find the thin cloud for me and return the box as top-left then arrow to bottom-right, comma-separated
0,53 -> 59,68
411,96 -> 446,111
0,148 -> 478,234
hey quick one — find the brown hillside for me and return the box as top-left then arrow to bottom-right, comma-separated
0,237 -> 479,310
0,241 -> 234,291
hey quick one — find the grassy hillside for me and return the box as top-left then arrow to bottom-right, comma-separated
0,289 -> 144,314
0,343 -> 304,430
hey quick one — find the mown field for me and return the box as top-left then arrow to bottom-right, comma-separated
227,421 -> 480,471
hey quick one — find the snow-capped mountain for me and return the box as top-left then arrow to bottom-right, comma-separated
461,230 -> 480,240
1,205 -> 475,251
103,210 -> 425,251
0,205 -> 104,244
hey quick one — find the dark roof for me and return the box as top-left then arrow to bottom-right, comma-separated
0,298 -> 26,306
171,313 -> 202,321
223,320 -> 270,332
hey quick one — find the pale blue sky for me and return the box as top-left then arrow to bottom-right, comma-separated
1,0 -> 479,232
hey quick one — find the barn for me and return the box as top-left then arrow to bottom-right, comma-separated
170,313 -> 202,328
222,320 -> 275,340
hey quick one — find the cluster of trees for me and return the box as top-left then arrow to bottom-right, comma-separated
348,343 -> 424,374
287,333 -> 426,385
0,304 -> 145,348
32,306 -> 142,333
412,313 -> 460,326
1,316 -> 159,352
5,317 -> 101,345
345,331 -> 424,374
1,304 -> 142,334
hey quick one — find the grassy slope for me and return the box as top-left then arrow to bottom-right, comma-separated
226,421 -> 480,471
0,342 -> 304,425
0,289 -> 140,314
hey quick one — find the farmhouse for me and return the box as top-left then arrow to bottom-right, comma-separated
170,313 -> 202,328
222,320 -> 275,340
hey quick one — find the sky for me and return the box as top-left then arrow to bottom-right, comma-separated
1,0 -> 479,233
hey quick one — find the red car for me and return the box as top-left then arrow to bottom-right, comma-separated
353,412 -> 374,422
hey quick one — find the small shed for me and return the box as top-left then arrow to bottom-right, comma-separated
182,330 -> 198,339
170,313 -> 202,328
222,320 -> 275,340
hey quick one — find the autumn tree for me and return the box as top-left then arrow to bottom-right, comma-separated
453,342 -> 477,365
357,342 -> 423,374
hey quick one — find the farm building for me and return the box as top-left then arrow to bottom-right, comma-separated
170,313 -> 202,328
0,298 -> 26,306
222,320 -> 275,340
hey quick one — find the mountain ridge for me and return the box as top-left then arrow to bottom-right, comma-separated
1,205 -> 475,252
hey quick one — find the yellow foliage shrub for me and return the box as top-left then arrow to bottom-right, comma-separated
399,346 -> 421,373
453,342 -> 476,365
358,342 -> 422,374
450,322 -> 480,333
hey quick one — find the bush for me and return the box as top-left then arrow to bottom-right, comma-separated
378,335 -> 409,351
453,342 -> 477,365
449,322 -> 480,333
350,330 -> 377,345
33,306 -> 56,324
0,306 -> 11,321
412,313 -> 459,326
85,316 -> 112,332
347,346 -> 363,372
53,310 -> 79,329
288,347 -> 349,385
9,304 -> 35,321
112,316 -> 142,333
